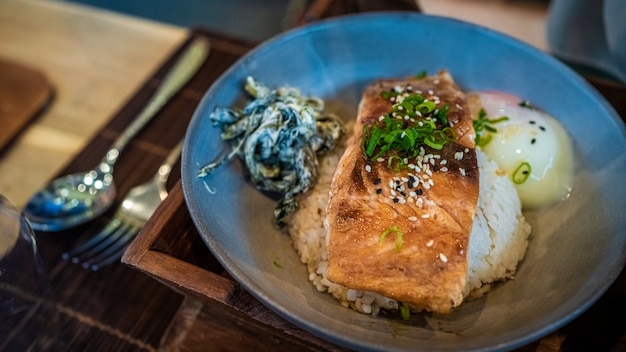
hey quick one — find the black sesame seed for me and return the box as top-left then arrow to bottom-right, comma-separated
522,171 -> 529,175
416,188 -> 423,195
376,188 -> 382,194
433,165 -> 439,172
529,120 -> 536,125
373,178 -> 381,185
393,198 -> 399,203
539,126 -> 546,131
400,191 -> 406,197
531,138 -> 536,144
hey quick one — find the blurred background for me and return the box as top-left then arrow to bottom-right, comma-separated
58,0 -> 551,45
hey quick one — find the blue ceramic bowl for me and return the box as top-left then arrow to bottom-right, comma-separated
182,13 -> 626,351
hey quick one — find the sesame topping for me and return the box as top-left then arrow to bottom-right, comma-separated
365,164 -> 372,173
426,239 -> 434,247
408,216 -> 417,222
439,253 -> 448,263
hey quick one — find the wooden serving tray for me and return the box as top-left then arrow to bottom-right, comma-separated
122,8 -> 626,352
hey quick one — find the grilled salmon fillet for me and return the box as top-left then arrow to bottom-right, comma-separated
325,71 -> 479,314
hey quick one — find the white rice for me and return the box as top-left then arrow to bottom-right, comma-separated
287,142 -> 531,315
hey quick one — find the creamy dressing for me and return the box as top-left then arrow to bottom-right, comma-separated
475,91 -> 574,209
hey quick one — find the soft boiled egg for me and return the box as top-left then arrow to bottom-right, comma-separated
472,91 -> 574,210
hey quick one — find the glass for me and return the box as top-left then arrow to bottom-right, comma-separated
0,194 -> 61,350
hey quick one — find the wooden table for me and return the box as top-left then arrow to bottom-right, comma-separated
0,0 -> 186,206
1,1 -> 624,351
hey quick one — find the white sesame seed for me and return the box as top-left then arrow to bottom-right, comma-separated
454,151 -> 463,160
398,198 -> 406,204
391,190 -> 397,196
460,168 -> 466,176
428,89 -> 434,95
409,191 -> 416,197
377,157 -> 385,162
409,216 -> 417,222
433,154 -> 441,159
426,239 -> 434,247
456,103 -> 463,110
464,148 -> 469,153
440,159 -> 447,165
421,214 -> 430,218
379,115 -> 385,122
365,164 -> 372,172
440,167 -> 448,172
428,179 -> 434,186
439,253 -> 448,263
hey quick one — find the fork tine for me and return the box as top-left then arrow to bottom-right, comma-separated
61,218 -> 122,262
69,220 -> 129,264
73,221 -> 135,264
86,225 -> 141,271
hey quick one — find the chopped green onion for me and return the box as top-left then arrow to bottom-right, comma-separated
512,162 -> 532,184
380,90 -> 399,100
415,70 -> 427,79
378,225 -> 404,252
416,101 -> 436,114
361,92 -> 455,168
519,100 -> 533,109
473,109 -> 509,147
400,303 -> 411,320
272,257 -> 282,268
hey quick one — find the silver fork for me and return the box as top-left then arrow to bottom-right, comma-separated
62,141 -> 183,271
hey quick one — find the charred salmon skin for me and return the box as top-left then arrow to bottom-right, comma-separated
325,71 -> 479,314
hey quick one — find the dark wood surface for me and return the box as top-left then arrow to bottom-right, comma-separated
0,30 -> 250,351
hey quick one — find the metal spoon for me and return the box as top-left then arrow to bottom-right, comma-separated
23,38 -> 210,232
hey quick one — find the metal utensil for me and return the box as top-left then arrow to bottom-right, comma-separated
62,141 -> 182,271
23,38 -> 209,232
